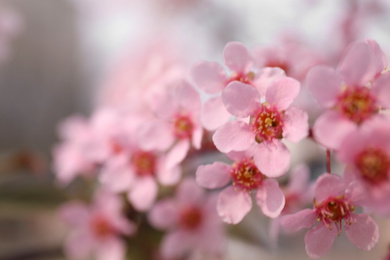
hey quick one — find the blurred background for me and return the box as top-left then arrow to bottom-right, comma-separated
1,0 -> 390,259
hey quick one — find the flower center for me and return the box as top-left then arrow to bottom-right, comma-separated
314,196 -> 355,234
336,87 -> 378,124
110,139 -> 124,155
249,104 -> 284,142
91,215 -> 114,239
231,158 -> 263,191
131,151 -> 156,177
226,71 -> 255,86
173,114 -> 193,139
179,206 -> 203,230
356,148 -> 390,184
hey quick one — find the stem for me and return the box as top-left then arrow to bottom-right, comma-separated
326,149 -> 331,174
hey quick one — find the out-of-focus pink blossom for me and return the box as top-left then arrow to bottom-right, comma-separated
337,116 -> 390,215
196,148 -> 285,224
190,42 -> 285,130
60,189 -> 136,260
213,74 -> 308,177
138,80 -> 203,169
269,164 -> 313,244
307,39 -> 389,150
148,179 -> 225,259
281,174 -> 379,259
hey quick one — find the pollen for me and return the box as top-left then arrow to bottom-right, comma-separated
336,87 -> 378,124
249,104 -> 284,142
314,196 -> 356,234
230,158 -> 263,191
226,71 -> 255,85
131,151 -> 156,177
173,113 -> 194,139
356,148 -> 390,184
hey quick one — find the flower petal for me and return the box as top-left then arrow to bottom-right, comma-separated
345,214 -> 379,251
253,140 -> 290,178
222,81 -> 260,118
148,199 -> 179,230
196,162 -> 231,189
306,66 -> 342,108
177,178 -> 204,205
337,42 -> 376,87
201,96 -> 231,130
96,238 -> 126,260
283,106 -> 309,143
372,73 -> 390,109
256,179 -> 285,218
253,67 -> 286,97
165,140 -> 190,169
175,80 -> 201,112
281,209 -> 316,232
287,164 -> 310,193
190,61 -> 227,94
213,121 -> 255,153
266,77 -> 300,110
223,42 -> 253,74
161,230 -> 192,259
304,223 -> 338,259
366,39 -> 387,75
314,174 -> 345,204
128,176 -> 158,211
217,186 -> 252,224
312,110 -> 357,150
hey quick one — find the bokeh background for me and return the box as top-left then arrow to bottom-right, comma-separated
1,0 -> 390,259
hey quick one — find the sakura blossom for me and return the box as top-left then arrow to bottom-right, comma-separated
60,190 -> 136,260
148,179 -> 225,259
337,116 -> 390,215
306,39 -> 390,150
281,174 -> 379,258
196,148 -> 285,224
213,73 -> 308,177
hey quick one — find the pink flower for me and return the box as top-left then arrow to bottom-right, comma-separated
148,179 -> 225,259
281,174 -> 379,259
196,148 -> 285,224
60,190 -> 136,260
306,39 -> 389,150
269,164 -> 313,244
138,80 -> 203,168
337,116 -> 390,215
213,75 -> 308,177
190,42 -> 285,130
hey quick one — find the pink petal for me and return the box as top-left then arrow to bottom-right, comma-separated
253,67 -> 286,97
190,61 -> 227,94
265,77 -> 300,110
282,106 -> 308,143
312,110 -> 357,150
223,42 -> 253,74
148,199 -> 179,230
345,214 -> 379,250
165,140 -> 190,169
256,179 -> 285,218
366,39 -> 387,75
222,81 -> 260,118
337,42 -> 376,87
99,157 -> 134,192
64,232 -> 93,260
306,66 -> 342,108
161,230 -> 192,259
96,238 -> 126,260
201,96 -> 231,131
192,124 -> 203,150
177,178 -> 204,205
304,223 -> 338,259
372,73 -> 390,108
196,162 -> 231,189
280,209 -> 316,232
253,140 -> 290,178
212,121 -> 255,153
175,81 -> 201,112
138,121 -> 174,151
217,186 -> 252,224
128,176 -> 158,211
337,130 -> 366,164
156,159 -> 182,185
314,174 -> 345,204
